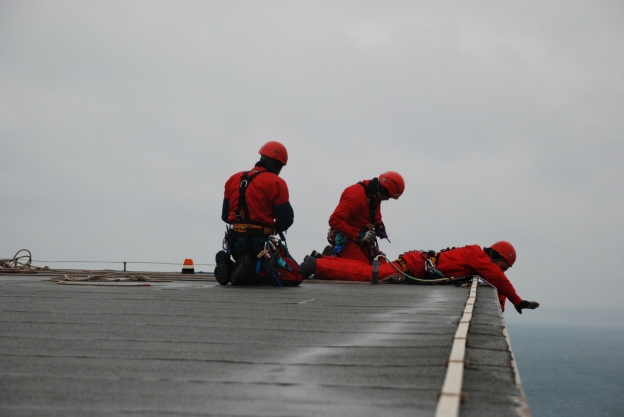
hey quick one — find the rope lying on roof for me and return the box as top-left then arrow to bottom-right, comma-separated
47,272 -> 171,286
0,249 -> 49,273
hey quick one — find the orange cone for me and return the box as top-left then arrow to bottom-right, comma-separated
182,258 -> 195,274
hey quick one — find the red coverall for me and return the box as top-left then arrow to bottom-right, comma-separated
313,245 -> 523,311
328,180 -> 383,263
222,166 -> 300,286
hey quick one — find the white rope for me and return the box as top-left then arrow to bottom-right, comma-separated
0,249 -> 49,273
435,278 -> 479,417
374,255 -> 453,283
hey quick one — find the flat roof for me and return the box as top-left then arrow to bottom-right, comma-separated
0,272 -> 529,416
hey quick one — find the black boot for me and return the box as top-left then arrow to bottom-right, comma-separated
300,255 -> 317,279
322,245 -> 336,256
214,250 -> 232,285
230,254 -> 255,286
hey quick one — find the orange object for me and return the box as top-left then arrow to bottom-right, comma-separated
181,258 -> 195,274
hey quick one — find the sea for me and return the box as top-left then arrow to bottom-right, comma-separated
504,307 -> 624,417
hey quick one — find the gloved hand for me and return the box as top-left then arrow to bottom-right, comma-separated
374,222 -> 389,240
515,300 -> 540,314
357,230 -> 376,245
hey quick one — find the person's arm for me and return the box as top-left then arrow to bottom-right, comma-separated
328,188 -> 364,241
274,201 -> 294,232
221,198 -> 229,223
470,250 -> 523,306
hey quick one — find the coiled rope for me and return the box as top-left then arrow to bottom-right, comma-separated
0,249 -> 49,273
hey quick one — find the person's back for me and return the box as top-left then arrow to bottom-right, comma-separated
215,141 -> 301,287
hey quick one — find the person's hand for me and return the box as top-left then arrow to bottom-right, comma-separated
515,300 -> 540,314
375,222 -> 389,240
357,230 -> 376,245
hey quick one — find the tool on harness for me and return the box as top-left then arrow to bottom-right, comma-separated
254,237 -> 295,286
327,229 -> 348,253
422,250 -> 444,279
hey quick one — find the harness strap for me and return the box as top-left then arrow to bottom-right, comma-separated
358,181 -> 378,224
235,170 -> 266,222
232,223 -> 276,235
396,256 -> 409,272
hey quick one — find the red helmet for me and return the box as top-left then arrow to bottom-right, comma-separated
490,241 -> 516,267
259,141 -> 288,165
378,171 -> 405,199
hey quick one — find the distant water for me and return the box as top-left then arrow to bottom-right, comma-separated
505,308 -> 624,417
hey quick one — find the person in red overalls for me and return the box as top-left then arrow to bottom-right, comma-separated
300,241 -> 539,313
322,171 -> 405,264
214,141 -> 301,287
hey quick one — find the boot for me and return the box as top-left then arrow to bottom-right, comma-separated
214,250 -> 231,285
299,255 -> 317,279
230,254 -> 255,286
322,245 -> 336,256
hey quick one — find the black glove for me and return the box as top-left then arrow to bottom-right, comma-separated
374,222 -> 389,240
515,300 -> 540,314
357,230 -> 376,245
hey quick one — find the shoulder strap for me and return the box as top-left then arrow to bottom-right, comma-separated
358,181 -> 378,224
234,170 -> 266,222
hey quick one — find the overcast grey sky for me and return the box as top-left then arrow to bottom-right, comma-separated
1,1 -> 623,310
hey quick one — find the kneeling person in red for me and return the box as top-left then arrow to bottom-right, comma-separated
214,141 -> 302,287
324,171 -> 405,264
300,241 -> 539,313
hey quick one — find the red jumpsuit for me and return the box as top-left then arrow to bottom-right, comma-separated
313,245 -> 522,311
328,180 -> 382,263
221,166 -> 299,286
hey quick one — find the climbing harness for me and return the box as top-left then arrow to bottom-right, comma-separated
373,254 -> 472,286
232,223 -> 276,235
422,250 -> 445,279
234,169 -> 267,223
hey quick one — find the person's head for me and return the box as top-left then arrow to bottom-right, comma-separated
377,171 -> 405,201
485,241 -> 516,271
258,141 -> 288,175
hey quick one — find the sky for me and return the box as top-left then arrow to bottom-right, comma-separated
1,1 -> 623,310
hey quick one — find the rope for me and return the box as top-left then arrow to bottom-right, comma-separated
47,272 -> 170,286
0,249 -> 49,273
374,255 -> 454,283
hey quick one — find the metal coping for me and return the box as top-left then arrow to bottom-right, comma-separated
434,278 -> 478,417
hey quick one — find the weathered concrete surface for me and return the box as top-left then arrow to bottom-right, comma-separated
0,274 -> 527,416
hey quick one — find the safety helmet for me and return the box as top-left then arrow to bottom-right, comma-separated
259,141 -> 288,165
489,241 -> 516,267
378,171 -> 405,199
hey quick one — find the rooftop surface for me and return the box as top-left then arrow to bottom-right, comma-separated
0,272 -> 529,417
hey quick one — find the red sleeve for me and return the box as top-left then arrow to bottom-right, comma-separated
469,247 -> 522,306
498,293 -> 506,311
328,184 -> 368,241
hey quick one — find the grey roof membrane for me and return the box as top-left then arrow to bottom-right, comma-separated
0,274 -> 529,417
